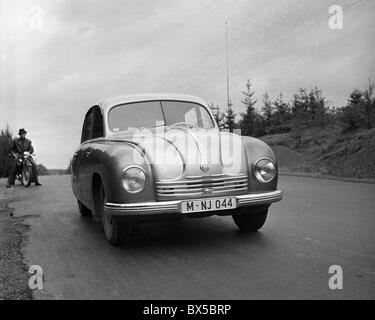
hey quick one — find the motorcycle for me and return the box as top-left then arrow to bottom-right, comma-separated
10,151 -> 36,187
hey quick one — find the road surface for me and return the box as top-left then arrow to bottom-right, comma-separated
1,175 -> 374,299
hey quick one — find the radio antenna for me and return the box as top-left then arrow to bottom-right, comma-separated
225,21 -> 231,111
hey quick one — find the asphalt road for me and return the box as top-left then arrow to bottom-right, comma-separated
1,175 -> 374,299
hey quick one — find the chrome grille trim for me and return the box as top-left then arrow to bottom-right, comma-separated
186,173 -> 225,179
157,188 -> 248,197
156,175 -> 248,185
156,174 -> 248,199
157,183 -> 248,193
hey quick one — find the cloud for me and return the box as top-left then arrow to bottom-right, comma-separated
77,25 -> 93,36
1,0 -> 374,168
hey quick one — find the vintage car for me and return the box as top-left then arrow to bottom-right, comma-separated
71,94 -> 283,245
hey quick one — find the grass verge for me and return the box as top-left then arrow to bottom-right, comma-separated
0,198 -> 32,300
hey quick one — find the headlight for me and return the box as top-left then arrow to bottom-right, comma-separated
121,166 -> 146,193
254,158 -> 276,183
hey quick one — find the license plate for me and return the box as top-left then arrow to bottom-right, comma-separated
181,197 -> 237,214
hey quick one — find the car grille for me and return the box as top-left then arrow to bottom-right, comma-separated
156,174 -> 248,200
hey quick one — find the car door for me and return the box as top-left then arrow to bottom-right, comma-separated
78,108 -> 94,202
81,106 -> 104,202
73,110 -> 91,200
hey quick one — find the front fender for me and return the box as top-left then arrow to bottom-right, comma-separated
90,141 -> 156,204
241,136 -> 278,192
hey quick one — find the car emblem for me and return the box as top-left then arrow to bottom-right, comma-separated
200,162 -> 209,173
202,188 -> 213,194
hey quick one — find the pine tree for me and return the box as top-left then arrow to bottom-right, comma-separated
273,93 -> 290,125
341,88 -> 364,131
208,103 -> 225,130
0,125 -> 14,178
308,87 -> 327,127
261,91 -> 274,130
222,101 -> 237,132
362,78 -> 375,129
291,88 -> 308,126
240,80 -> 257,136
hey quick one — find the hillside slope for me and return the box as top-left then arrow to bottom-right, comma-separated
259,127 -> 375,179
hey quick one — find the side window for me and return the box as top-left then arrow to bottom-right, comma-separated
81,109 -> 94,143
92,106 -> 104,139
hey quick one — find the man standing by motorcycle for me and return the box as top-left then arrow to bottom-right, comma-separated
6,128 -> 42,188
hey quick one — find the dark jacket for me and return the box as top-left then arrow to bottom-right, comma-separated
10,138 -> 34,155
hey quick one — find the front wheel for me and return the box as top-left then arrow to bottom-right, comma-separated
96,181 -> 131,246
21,165 -> 33,187
232,208 -> 268,232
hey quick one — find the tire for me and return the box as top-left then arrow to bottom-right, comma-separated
96,180 -> 131,246
17,174 -> 24,185
21,165 -> 32,187
232,208 -> 268,232
77,200 -> 92,216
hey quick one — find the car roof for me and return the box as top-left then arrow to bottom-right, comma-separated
96,93 -> 209,114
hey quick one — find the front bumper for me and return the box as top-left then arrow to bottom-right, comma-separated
104,190 -> 283,218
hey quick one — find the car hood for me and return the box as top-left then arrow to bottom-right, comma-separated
105,127 -> 248,181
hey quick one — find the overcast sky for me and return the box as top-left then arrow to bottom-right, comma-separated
1,0 -> 374,168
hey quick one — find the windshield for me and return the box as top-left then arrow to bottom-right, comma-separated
108,100 -> 214,132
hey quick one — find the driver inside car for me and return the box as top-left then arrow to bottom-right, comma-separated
6,128 -> 42,188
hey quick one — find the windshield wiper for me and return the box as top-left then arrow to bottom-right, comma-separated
142,122 -> 166,130
148,124 -> 166,129
169,122 -> 193,128
169,121 -> 202,129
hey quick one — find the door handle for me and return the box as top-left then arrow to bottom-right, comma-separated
85,151 -> 91,158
